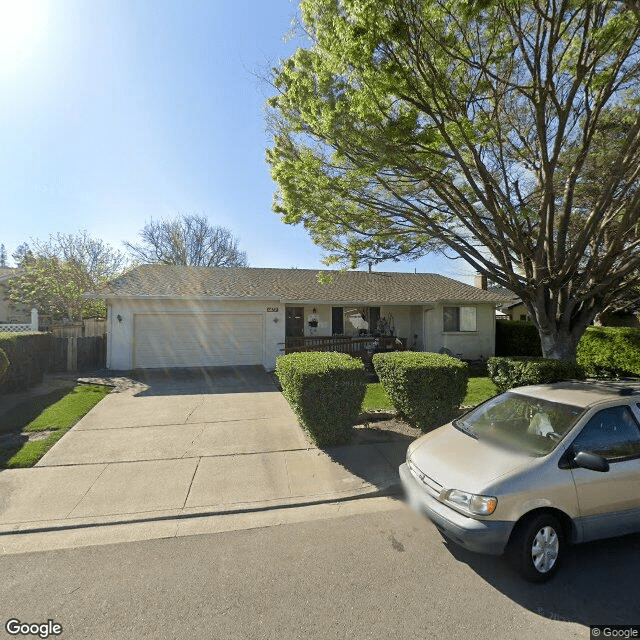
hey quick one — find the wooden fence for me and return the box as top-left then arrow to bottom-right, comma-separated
50,318 -> 107,338
50,335 -> 106,372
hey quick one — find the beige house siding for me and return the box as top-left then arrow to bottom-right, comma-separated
107,299 -> 497,371
426,303 -> 496,360
107,298 -> 284,371
285,303 -> 495,362
504,303 -> 531,322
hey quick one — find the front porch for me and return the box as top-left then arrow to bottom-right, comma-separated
284,334 -> 407,363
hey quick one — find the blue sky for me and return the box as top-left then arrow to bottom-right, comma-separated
0,0 -> 476,283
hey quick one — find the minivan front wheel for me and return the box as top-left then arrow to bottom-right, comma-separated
507,513 -> 564,582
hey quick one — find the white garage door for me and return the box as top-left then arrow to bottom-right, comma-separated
133,313 -> 264,369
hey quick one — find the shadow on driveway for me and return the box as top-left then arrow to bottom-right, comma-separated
101,366 -> 279,397
317,425 -> 413,495
439,531 -> 640,625
0,385 -> 75,468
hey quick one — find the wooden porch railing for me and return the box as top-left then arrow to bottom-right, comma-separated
284,335 -> 406,361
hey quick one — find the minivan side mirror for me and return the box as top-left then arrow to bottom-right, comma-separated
574,450 -> 610,472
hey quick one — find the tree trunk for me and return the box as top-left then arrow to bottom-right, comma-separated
539,329 -> 580,362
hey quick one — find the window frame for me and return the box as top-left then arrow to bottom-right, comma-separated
443,305 -> 477,333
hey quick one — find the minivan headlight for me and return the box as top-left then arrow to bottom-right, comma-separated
442,489 -> 497,516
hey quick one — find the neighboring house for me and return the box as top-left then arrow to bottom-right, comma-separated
0,268 -> 30,324
499,300 -> 532,322
485,283 -> 527,321
88,265 -> 512,371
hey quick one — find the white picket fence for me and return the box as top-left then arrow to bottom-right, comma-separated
0,309 -> 39,333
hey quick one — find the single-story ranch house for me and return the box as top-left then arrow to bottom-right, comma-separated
90,265 -> 511,371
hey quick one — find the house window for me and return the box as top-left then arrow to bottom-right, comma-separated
332,307 -> 344,335
443,306 -> 477,332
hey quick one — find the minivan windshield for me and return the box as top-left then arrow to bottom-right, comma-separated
456,392 -> 584,456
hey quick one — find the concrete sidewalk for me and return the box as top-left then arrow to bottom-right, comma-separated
0,368 -> 406,552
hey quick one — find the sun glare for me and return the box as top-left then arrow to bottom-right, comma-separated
0,0 -> 45,65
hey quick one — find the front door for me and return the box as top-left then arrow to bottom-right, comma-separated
285,307 -> 305,338
332,307 -> 344,335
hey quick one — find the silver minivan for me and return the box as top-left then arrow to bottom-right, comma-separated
399,380 -> 640,581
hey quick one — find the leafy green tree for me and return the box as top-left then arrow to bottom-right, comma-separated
7,231 -> 128,322
8,257 -> 107,321
124,213 -> 248,267
267,0 -> 640,361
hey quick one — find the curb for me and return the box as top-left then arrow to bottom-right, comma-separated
0,484 -> 403,537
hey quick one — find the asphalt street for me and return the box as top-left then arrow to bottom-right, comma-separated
2,499 -> 638,640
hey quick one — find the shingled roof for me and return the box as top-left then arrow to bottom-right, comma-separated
90,264 -> 511,305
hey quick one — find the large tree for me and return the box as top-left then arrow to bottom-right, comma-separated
267,0 -> 640,361
8,257 -> 107,322
8,231 -> 128,322
28,231 -> 128,281
124,213 -> 249,267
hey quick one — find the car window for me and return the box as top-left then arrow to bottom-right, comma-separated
461,392 -> 583,456
571,405 -> 640,462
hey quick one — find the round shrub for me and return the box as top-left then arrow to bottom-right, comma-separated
275,351 -> 367,447
372,351 -> 468,432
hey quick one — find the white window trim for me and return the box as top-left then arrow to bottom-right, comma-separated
443,305 -> 477,333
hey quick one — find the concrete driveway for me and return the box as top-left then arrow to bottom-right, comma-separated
37,366 -> 308,465
0,367 -> 402,544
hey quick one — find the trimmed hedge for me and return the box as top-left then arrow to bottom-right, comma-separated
372,351 -> 468,432
495,320 -> 542,357
275,351 -> 367,446
577,326 -> 640,378
0,347 -> 9,382
0,333 -> 52,393
495,323 -> 640,379
487,356 -> 585,394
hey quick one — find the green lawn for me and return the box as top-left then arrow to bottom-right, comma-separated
362,377 -> 497,412
463,377 -> 498,407
0,384 -> 112,468
362,382 -> 395,412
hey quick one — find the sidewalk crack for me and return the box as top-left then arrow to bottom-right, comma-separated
64,464 -> 109,519
182,424 -> 207,458
182,457 -> 201,510
184,396 -> 206,424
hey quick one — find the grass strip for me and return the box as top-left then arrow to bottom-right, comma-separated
362,377 -> 497,413
24,385 -> 112,432
1,384 -> 111,468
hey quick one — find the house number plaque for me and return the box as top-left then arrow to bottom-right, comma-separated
267,307 -> 279,312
